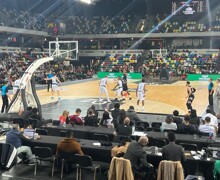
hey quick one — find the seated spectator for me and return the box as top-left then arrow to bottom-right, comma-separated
69,108 -> 84,125
172,110 -> 183,126
111,103 -> 120,127
59,110 -> 69,125
6,124 -> 35,165
114,117 -> 132,137
56,129 -> 84,155
100,111 -> 114,128
160,115 -> 177,132
87,105 -> 98,118
126,106 -> 142,126
177,115 -> 197,134
202,109 -> 218,129
84,109 -> 98,126
30,107 -> 42,121
19,106 -> 33,125
190,109 -> 200,126
124,136 -> 154,179
199,116 -> 216,135
162,132 -> 185,162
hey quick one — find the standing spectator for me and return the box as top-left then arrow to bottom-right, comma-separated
1,81 -> 11,113
208,78 -> 214,107
126,106 -> 142,126
6,124 -> 35,165
214,79 -> 220,117
162,132 -> 185,162
69,108 -> 84,125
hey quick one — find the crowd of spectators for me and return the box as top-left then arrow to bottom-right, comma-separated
0,51 -> 93,87
139,51 -> 219,79
1,6 -> 220,34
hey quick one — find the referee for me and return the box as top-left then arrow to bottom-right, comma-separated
46,71 -> 53,92
1,82 -> 11,113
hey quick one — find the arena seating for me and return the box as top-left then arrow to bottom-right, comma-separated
0,52 -> 93,85
100,53 -> 141,72
139,51 -> 219,78
1,6 -> 220,35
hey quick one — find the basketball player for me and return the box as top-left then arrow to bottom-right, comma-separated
46,73 -> 62,100
12,75 -> 21,95
186,81 -> 195,113
112,76 -> 123,101
122,72 -> 132,100
136,79 -> 146,111
99,76 -> 110,103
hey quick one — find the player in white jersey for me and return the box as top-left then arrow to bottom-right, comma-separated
136,79 -> 146,111
46,74 -> 62,100
99,76 -> 110,103
112,76 -> 123,101
12,75 -> 21,95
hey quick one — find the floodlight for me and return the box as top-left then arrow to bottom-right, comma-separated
80,0 -> 92,4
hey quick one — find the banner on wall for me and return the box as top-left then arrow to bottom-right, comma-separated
187,74 -> 220,81
98,72 -> 142,79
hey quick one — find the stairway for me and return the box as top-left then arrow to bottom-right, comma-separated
134,50 -> 149,72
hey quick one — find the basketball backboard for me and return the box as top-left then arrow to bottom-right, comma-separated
49,40 -> 78,60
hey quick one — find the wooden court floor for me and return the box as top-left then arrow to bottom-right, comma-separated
36,79 -> 209,116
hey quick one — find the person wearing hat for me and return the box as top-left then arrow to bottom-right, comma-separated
160,115 -> 177,132
1,81 -> 11,113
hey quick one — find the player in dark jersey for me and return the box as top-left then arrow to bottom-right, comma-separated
122,73 -> 132,100
186,81 -> 195,113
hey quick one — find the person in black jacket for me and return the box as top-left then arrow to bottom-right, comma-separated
30,107 -> 42,121
124,136 -> 154,179
84,109 -> 98,127
114,117 -> 132,136
190,109 -> 200,126
172,110 -> 183,126
177,115 -> 197,134
111,103 -> 120,127
126,106 -> 142,126
87,105 -> 98,118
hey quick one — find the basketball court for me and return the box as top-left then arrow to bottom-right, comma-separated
4,39 -> 210,119
33,78 -> 209,119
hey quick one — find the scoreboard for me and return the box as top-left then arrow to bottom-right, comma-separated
47,20 -> 66,36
